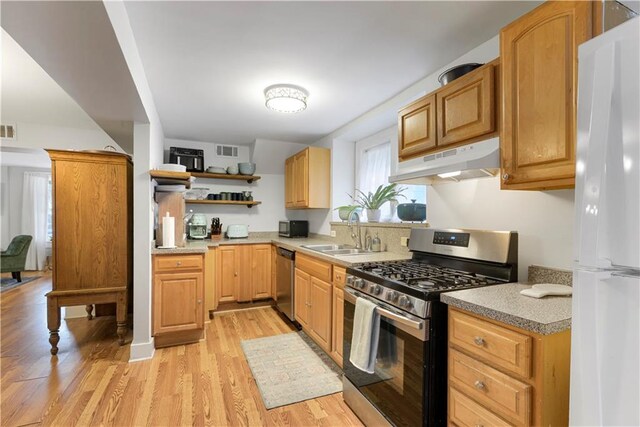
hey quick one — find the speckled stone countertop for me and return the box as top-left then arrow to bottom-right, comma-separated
441,282 -> 572,335
151,234 -> 412,267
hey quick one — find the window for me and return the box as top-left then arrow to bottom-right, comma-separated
356,139 -> 426,222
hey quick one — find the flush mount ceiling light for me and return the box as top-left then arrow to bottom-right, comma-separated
264,84 -> 308,113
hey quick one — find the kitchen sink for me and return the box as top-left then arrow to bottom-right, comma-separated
301,244 -> 372,256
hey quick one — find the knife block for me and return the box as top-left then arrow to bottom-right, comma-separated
156,192 -> 185,247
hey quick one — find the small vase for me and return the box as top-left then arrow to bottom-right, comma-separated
366,209 -> 382,222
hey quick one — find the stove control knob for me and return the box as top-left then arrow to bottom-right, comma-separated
346,275 -> 354,285
369,284 -> 382,295
398,295 -> 413,309
386,291 -> 398,302
354,278 -> 366,289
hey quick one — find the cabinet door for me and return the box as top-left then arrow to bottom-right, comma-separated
294,268 -> 310,329
501,1 -> 591,190
310,277 -> 332,352
217,246 -> 239,303
285,157 -> 295,208
250,244 -> 272,300
153,271 -> 203,335
293,149 -> 309,207
436,65 -> 495,147
398,94 -> 437,161
330,286 -> 344,367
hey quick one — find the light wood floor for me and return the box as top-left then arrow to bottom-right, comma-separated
1,273 -> 363,426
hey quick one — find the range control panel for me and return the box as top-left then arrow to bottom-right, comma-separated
433,231 -> 470,247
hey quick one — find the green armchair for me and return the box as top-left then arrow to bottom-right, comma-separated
1,235 -> 33,282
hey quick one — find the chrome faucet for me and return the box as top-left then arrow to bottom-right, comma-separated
347,210 -> 363,249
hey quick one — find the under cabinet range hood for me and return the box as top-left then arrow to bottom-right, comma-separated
389,138 -> 500,185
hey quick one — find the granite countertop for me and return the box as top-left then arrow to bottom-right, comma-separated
151,235 -> 412,267
441,282 -> 572,335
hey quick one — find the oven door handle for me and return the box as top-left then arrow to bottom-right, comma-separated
344,287 -> 424,332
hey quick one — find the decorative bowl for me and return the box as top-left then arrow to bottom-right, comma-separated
238,162 -> 256,176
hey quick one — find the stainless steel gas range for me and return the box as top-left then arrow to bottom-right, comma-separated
342,228 -> 518,427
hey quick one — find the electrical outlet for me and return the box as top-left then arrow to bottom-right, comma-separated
400,237 -> 409,247
330,230 -> 336,237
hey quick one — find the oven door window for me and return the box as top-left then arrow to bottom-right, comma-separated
344,299 -> 426,427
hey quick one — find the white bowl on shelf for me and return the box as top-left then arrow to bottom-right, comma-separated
158,163 -> 187,172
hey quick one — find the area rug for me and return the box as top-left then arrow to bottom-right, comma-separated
0,276 -> 40,293
240,331 -> 342,409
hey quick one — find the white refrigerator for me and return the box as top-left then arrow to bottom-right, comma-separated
571,17 -> 640,426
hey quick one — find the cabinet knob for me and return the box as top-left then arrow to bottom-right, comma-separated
197,299 -> 202,304
234,272 -> 238,277
474,336 -> 485,346
177,261 -> 182,266
502,173 -> 509,181
474,380 -> 486,390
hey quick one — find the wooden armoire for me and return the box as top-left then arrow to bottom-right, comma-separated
45,150 -> 133,355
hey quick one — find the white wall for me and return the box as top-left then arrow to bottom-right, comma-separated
309,34 -> 575,278
427,178 -> 574,280
104,0 -> 165,362
167,137 -> 310,232
0,122 -> 121,152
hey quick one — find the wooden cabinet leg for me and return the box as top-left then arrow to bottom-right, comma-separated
47,297 -> 61,355
116,292 -> 127,345
85,304 -> 94,320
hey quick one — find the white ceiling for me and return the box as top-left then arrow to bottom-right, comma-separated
1,30 -> 106,131
124,1 -> 538,145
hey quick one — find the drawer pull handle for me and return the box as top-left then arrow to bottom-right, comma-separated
474,380 -> 486,390
474,336 -> 485,346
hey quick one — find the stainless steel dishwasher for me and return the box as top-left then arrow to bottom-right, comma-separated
275,247 -> 295,321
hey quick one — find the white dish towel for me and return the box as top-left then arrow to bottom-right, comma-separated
349,297 -> 380,374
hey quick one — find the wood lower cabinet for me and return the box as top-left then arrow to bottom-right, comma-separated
153,254 -> 204,347
215,244 -> 272,306
398,94 -> 437,160
500,0 -> 592,190
309,277 -> 332,351
448,307 -> 571,427
294,268 -> 311,329
284,147 -> 330,209
295,258 -> 333,353
330,286 -> 344,367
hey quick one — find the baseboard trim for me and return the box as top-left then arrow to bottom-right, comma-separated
129,338 -> 155,362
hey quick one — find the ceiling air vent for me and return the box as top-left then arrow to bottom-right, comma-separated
0,124 -> 16,140
215,144 -> 239,158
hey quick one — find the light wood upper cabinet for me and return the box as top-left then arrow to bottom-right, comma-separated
294,268 -> 311,329
398,94 -> 436,160
285,157 -> 295,208
284,147 -> 330,209
250,244 -> 272,300
500,1 -> 592,190
397,61 -> 499,162
310,277 -> 332,352
437,64 -> 495,147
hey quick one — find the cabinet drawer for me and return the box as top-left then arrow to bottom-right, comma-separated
450,387 -> 513,427
449,349 -> 531,426
332,266 -> 346,288
154,254 -> 204,272
449,309 -> 532,378
296,253 -> 332,283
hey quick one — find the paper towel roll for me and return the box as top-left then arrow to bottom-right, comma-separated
162,212 -> 175,248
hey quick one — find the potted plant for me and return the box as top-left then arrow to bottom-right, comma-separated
334,204 -> 362,221
353,183 -> 406,222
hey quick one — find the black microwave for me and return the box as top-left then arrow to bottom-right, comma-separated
279,220 -> 309,238
169,147 -> 204,172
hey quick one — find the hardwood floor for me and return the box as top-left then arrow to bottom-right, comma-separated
1,273 -> 363,426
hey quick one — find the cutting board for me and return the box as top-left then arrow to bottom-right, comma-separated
520,284 -> 573,298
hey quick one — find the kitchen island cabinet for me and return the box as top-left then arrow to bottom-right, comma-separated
500,0 -> 592,190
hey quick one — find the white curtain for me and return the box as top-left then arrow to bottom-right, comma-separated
21,172 -> 50,270
357,142 -> 392,221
